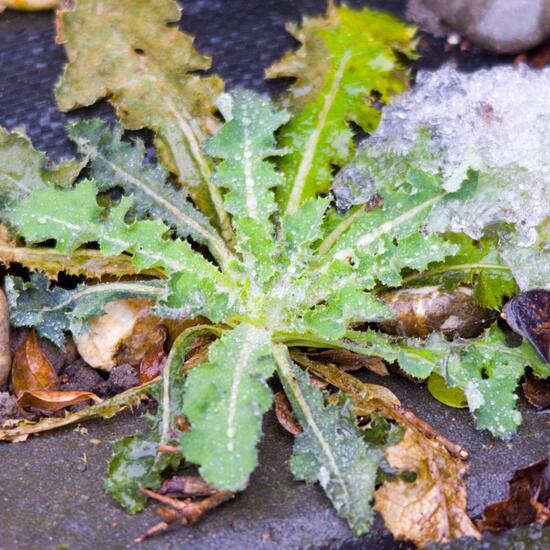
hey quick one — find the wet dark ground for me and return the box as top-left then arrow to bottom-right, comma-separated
0,1 -> 549,548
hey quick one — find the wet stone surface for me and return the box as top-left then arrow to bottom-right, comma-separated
0,1 -> 549,549
0,371 -> 548,549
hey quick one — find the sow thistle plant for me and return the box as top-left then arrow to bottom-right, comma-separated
1,0 -> 549,543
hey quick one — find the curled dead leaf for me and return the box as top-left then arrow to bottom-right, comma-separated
523,375 -> 550,410
75,298 -> 166,371
274,391 -> 302,435
11,330 -> 59,396
157,476 -> 217,498
0,378 -> 156,441
139,331 -> 167,384
135,488 -> 234,542
477,455 -> 550,532
0,287 -> 10,387
373,429 -> 480,547
502,289 -> 550,362
17,389 -> 102,411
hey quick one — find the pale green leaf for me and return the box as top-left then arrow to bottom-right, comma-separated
67,119 -> 232,267
206,90 -> 289,223
180,324 -> 275,491
266,5 -> 416,213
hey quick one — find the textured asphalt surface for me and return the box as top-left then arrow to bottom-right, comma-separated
0,1 -> 549,549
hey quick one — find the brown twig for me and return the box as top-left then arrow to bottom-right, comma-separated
370,399 -> 469,460
135,488 -> 234,542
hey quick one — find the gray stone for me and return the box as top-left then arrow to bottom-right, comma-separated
409,0 -> 550,53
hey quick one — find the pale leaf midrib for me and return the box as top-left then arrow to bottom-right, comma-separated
273,345 -> 351,503
285,49 -> 352,215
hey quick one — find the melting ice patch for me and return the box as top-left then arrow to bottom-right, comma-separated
333,64 -> 550,245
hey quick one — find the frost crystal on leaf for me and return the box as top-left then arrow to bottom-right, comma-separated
334,64 -> 550,245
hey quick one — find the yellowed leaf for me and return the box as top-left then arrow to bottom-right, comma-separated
374,429 -> 480,547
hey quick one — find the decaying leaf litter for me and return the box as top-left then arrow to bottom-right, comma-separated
0,0 -> 549,546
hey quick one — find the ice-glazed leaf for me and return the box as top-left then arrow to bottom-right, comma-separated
299,286 -> 391,340
273,345 -> 383,535
105,325 -> 216,512
67,119 -> 232,267
104,435 -> 178,514
55,0 -> 232,240
180,324 -> 275,491
0,126 -> 82,205
6,273 -> 165,348
5,181 -> 234,320
266,5 -> 416,213
311,171 -> 458,314
343,325 -> 550,438
334,64 -> 550,244
403,234 -> 518,309
206,90 -> 289,223
499,223 -> 550,291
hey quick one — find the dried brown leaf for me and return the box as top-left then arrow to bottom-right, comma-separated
306,348 -> 388,376
523,374 -> 550,410
274,391 -> 302,435
0,378 -> 156,442
17,389 -> 102,411
0,287 -> 10,387
477,455 -> 550,532
374,429 -> 480,547
11,330 -> 59,396
139,331 -> 167,384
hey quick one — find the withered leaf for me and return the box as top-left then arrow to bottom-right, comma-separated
503,290 -> 550,362
306,348 -> 388,376
139,329 -> 167,384
0,379 -> 155,442
158,476 -> 217,498
17,389 -> 101,411
477,455 -> 550,532
373,429 -> 480,547
296,356 -> 477,545
0,287 -> 10,387
11,330 -> 59,397
273,391 -> 302,435
523,375 -> 550,410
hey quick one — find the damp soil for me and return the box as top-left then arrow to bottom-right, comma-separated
0,1 -> 549,549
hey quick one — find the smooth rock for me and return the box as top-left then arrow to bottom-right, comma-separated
408,0 -> 550,53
